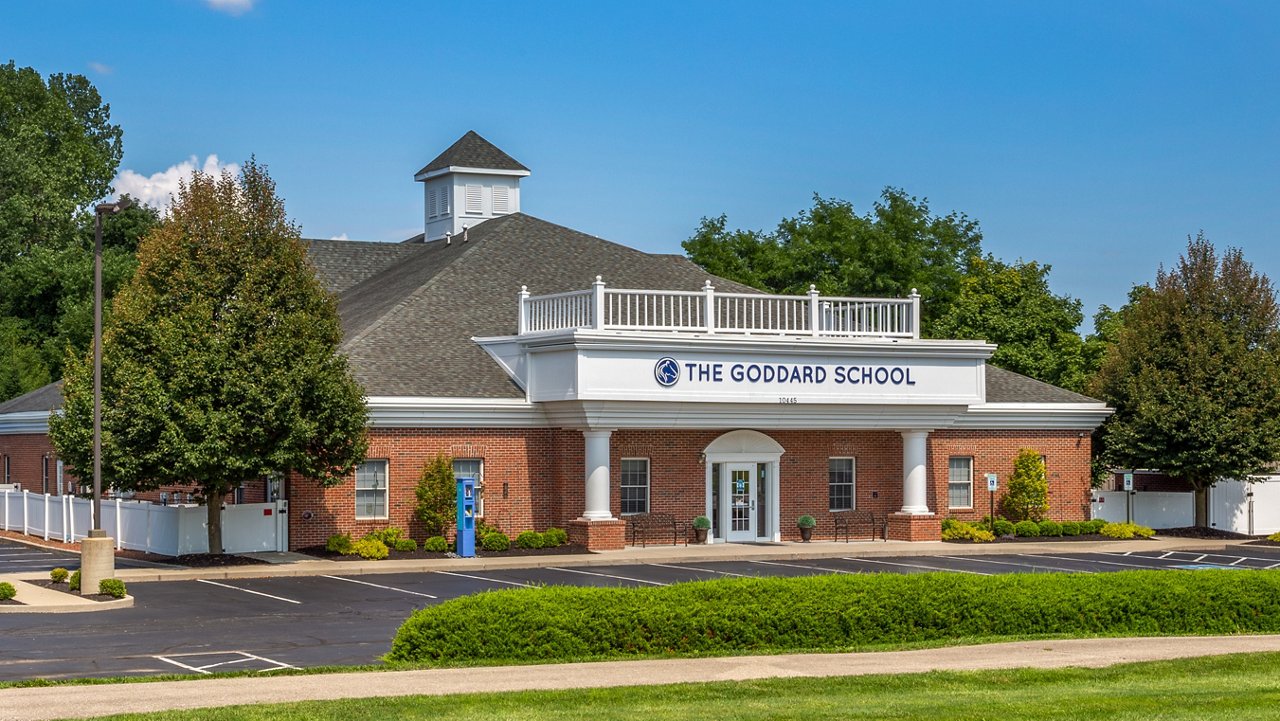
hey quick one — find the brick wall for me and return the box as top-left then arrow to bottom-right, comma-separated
0,433 -> 69,495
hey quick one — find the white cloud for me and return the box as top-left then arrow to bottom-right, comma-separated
329,234 -> 349,241
111,155 -> 240,212
205,0 -> 255,15
87,61 -> 113,75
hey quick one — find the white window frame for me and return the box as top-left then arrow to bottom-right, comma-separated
452,458 -> 484,517
620,458 -> 650,515
948,456 -> 974,509
355,459 -> 389,520
828,457 -> 856,511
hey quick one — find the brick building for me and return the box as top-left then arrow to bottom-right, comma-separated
0,131 -> 1111,551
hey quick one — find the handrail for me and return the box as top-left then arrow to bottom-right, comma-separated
517,279 -> 920,339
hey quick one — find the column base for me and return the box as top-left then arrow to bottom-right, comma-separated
569,518 -> 626,551
887,513 -> 941,542
80,536 -> 115,596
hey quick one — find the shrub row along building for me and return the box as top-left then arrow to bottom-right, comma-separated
0,132 -> 1112,550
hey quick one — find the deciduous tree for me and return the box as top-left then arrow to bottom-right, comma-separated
1091,235 -> 1280,525
50,161 -> 368,553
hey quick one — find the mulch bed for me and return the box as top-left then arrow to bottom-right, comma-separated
1155,526 -> 1253,540
299,543 -> 590,561
1244,539 -> 1280,547
0,598 -> 23,606
29,579 -> 119,602
943,533 -> 1128,544
114,549 -> 269,567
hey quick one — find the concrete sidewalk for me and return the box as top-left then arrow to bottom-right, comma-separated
3,634 -> 1278,720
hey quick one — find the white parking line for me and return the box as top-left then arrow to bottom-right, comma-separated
1025,553 -> 1177,570
749,559 -> 851,574
434,570 -> 535,588
938,555 -> 1092,574
844,557 -> 991,575
547,566 -> 667,586
645,562 -> 751,578
154,651 -> 297,675
0,558 -> 66,563
0,552 -> 53,558
320,575 -> 437,598
195,579 -> 302,604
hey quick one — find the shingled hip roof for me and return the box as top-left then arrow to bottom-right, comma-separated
415,130 -> 529,177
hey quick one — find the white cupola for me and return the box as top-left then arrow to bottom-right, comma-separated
414,131 -> 530,242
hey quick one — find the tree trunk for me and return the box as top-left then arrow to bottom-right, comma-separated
1194,486 -> 1208,528
206,488 -> 225,555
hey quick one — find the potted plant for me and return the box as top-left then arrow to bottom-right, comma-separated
796,514 -> 817,542
691,515 -> 711,544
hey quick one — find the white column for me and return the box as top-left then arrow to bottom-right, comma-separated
900,430 -> 931,514
582,429 -> 614,520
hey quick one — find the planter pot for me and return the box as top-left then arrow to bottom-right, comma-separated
694,528 -> 708,544
799,527 -> 813,542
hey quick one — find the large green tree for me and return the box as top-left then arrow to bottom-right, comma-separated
933,255 -> 1089,392
683,189 -> 983,332
1091,234 -> 1280,525
0,62 -> 123,261
50,161 -> 369,553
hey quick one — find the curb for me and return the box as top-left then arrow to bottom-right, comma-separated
0,594 -> 133,614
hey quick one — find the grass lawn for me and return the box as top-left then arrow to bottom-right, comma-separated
91,651 -> 1280,721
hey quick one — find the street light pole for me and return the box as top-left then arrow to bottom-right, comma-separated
83,197 -> 130,594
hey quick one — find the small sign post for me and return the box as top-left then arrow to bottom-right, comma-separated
986,473 -> 998,534
1123,473 -> 1134,524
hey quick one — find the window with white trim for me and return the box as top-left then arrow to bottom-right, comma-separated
620,458 -> 649,515
452,458 -> 483,517
828,457 -> 855,510
355,460 -> 389,520
464,184 -> 482,214
948,456 -> 973,509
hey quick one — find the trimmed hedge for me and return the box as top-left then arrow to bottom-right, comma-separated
543,527 -> 569,547
481,531 -> 510,552
515,530 -> 545,549
1101,522 -> 1155,539
50,567 -> 69,584
1014,520 -> 1040,537
1038,520 -> 1063,537
68,570 -> 81,592
993,519 -> 1015,537
351,538 -> 389,560
0,581 -> 14,601
388,569 -> 1280,665
99,578 -> 127,599
423,536 -> 448,553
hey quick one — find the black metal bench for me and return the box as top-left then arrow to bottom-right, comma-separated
831,509 -> 886,542
627,512 -> 688,547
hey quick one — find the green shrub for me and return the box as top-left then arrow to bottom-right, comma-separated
1038,520 -> 1063,537
392,538 -> 418,552
941,520 -> 995,543
1083,519 -> 1107,534
50,567 -> 69,584
326,533 -> 353,555
1100,522 -> 1156,540
415,454 -> 456,537
1001,449 -> 1049,522
423,536 -> 449,553
388,569 -> 1280,665
515,530 -> 545,549
98,579 -> 127,599
1269,531 -> 1280,542
481,531 -> 510,552
351,538 -> 390,560
69,570 -> 81,592
1014,520 -> 1040,537
1061,521 -> 1082,536
0,581 -> 14,601
993,519 -> 1015,537
796,515 -> 817,529
364,527 -> 405,545
543,527 -> 569,546
691,516 -> 711,531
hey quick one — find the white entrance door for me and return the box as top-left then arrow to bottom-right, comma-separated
725,463 -> 757,542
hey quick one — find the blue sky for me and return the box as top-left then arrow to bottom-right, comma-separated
4,1 -> 1278,330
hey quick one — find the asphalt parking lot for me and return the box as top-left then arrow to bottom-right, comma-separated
2,544 -> 1278,682
0,538 -> 159,574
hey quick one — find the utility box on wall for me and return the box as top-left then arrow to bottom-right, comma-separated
456,476 -> 476,558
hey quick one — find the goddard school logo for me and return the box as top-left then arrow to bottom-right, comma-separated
654,357 -> 681,387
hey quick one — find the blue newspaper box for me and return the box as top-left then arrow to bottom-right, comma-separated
456,476 -> 476,558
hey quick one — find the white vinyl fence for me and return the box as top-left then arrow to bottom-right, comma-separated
1,490 -> 288,555
1210,477 -> 1280,536
1091,491 -> 1194,528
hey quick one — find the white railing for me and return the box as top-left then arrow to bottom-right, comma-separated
517,277 -> 920,339
1,489 -> 288,556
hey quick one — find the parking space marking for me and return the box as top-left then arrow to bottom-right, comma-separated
846,557 -> 991,575
645,562 -> 751,578
1101,551 -> 1250,569
153,651 -> 297,675
195,579 -> 302,604
938,555 -> 1092,574
320,575 -> 437,598
749,559 -> 851,574
434,570 -> 535,588
0,552 -> 54,558
1024,553 -> 1180,570
546,566 -> 667,586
